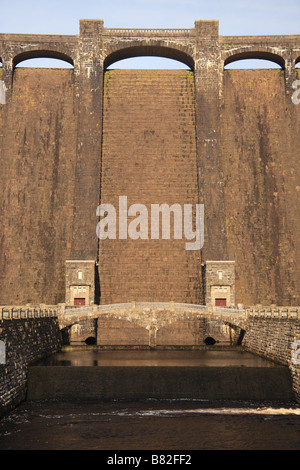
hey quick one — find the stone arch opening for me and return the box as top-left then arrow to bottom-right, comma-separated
12,51 -> 74,87
61,318 -> 97,345
85,336 -> 97,345
106,56 -> 190,70
295,57 -> 300,69
224,51 -> 284,69
104,45 -> 194,70
236,329 -> 246,346
204,336 -> 216,345
13,50 -> 74,70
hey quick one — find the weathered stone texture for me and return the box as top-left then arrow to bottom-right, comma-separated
99,69 -> 202,304
221,69 -> 300,306
244,317 -> 300,400
0,69 -> 77,304
65,260 -> 96,306
0,23 -> 299,308
0,318 -> 62,416
71,20 -> 104,261
94,305 -> 239,348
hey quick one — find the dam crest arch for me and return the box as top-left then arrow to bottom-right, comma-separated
103,42 -> 194,70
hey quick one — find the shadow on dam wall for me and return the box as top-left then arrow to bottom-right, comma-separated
26,348 -> 295,402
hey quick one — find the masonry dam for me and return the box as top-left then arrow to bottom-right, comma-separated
0,20 -> 300,415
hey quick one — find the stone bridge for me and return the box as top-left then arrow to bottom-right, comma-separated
56,302 -> 300,350
1,302 -> 299,352
1,303 -> 300,405
57,302 -> 248,347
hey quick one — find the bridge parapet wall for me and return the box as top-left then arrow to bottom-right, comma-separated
56,302 -> 247,347
104,28 -> 193,37
0,305 -> 60,320
57,301 -> 246,321
247,306 -> 300,319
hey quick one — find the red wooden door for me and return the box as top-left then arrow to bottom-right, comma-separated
74,298 -> 86,306
215,298 -> 226,306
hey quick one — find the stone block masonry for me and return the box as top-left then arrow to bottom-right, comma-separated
99,69 -> 202,304
204,261 -> 235,307
65,260 -> 96,306
96,307 -> 237,348
244,310 -> 300,401
0,20 -> 299,308
0,68 -> 77,306
222,69 -> 300,306
0,317 -> 62,417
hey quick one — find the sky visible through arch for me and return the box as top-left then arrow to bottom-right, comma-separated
0,0 -> 299,69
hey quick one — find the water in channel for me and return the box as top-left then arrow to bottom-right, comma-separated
0,348 -> 299,450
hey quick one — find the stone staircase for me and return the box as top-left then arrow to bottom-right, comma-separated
99,69 -> 201,305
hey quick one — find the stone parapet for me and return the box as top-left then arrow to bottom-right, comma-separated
0,305 -> 59,320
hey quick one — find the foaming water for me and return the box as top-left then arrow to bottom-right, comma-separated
127,407 -> 300,416
0,399 -> 300,450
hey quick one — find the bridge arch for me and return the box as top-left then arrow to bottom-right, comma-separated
12,49 -> 74,69
223,49 -> 285,69
103,43 -> 194,70
60,317 -> 97,345
57,304 -> 247,348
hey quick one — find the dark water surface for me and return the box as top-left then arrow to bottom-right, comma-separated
35,348 -> 284,368
0,348 -> 299,451
0,399 -> 300,450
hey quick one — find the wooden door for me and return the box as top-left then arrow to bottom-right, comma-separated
215,298 -> 226,306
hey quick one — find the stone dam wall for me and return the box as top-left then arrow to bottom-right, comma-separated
0,68 -> 299,308
99,69 -> 201,304
0,68 -> 77,306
